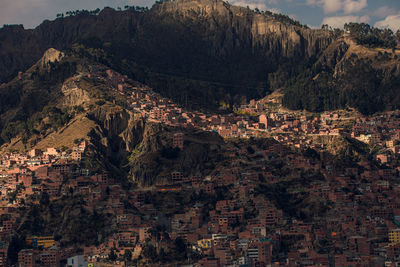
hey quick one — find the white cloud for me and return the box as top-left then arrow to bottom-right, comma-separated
269,8 -> 282,14
305,0 -> 368,14
323,0 -> 342,14
343,0 -> 367,14
322,15 -> 370,29
230,0 -> 267,10
308,24 -> 322,29
306,0 -> 318,5
373,6 -> 397,18
305,0 -> 340,13
221,0 -> 284,11
375,14 -> 400,31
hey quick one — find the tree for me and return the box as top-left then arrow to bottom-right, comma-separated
158,248 -> 167,262
396,30 -> 400,42
95,100 -> 105,106
172,237 -> 187,260
108,250 -> 117,261
344,22 -> 397,49
40,192 -> 50,206
7,235 -> 24,265
142,243 -> 157,262
124,249 -> 132,261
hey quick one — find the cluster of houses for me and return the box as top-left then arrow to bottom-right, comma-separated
174,145 -> 400,266
142,131 -> 399,266
0,139 -> 162,266
99,67 -> 400,153
0,66 -> 399,266
95,68 -> 400,266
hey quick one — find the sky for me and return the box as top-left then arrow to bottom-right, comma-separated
0,0 -> 399,31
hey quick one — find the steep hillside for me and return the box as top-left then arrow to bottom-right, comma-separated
280,32 -> 400,115
0,48 -> 229,186
0,48 -> 78,145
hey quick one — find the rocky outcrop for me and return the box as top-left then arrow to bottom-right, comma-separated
129,123 -> 225,186
61,77 -> 91,107
85,105 -> 225,186
88,106 -> 144,151
38,48 -> 64,70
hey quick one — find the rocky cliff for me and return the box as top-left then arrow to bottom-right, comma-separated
154,0 -> 331,59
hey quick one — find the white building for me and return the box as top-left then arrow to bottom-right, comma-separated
67,255 -> 88,267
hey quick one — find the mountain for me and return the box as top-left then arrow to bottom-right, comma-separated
1,0 -> 329,111
1,5 -> 399,263
0,0 -> 399,114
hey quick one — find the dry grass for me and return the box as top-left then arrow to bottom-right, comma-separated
1,114 -> 97,152
33,114 -> 96,150
343,36 -> 400,69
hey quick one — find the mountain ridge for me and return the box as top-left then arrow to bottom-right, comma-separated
0,0 -> 399,114
0,0 -> 333,105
